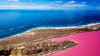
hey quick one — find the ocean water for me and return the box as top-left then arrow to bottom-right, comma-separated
0,9 -> 100,38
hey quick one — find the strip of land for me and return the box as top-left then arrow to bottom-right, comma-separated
0,23 -> 100,56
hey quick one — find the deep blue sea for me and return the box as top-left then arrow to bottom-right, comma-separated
0,9 -> 100,38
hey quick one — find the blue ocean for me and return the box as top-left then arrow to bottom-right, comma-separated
0,9 -> 100,38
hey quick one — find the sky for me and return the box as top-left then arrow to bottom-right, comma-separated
0,0 -> 99,10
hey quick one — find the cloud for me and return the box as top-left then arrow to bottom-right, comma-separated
68,1 -> 76,3
63,4 -> 86,7
48,0 -> 87,10
0,0 -> 88,10
8,0 -> 19,2
0,5 -> 52,10
49,1 -> 63,5
62,1 -> 87,7
53,1 -> 63,3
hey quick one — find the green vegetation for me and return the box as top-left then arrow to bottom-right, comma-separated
12,49 -> 21,55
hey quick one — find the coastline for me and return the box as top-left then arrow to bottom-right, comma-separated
2,22 -> 99,39
34,23 -> 100,29
10,22 -> 100,37
0,23 -> 100,56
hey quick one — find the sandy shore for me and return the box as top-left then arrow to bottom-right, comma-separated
33,23 -> 100,29
0,23 -> 100,56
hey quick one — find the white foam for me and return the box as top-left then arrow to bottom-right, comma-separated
34,23 -> 100,29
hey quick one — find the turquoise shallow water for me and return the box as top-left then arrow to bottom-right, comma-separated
0,9 -> 100,38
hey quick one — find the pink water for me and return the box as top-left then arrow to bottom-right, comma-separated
48,31 -> 100,56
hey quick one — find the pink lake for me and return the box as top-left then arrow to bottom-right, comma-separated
48,31 -> 100,56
